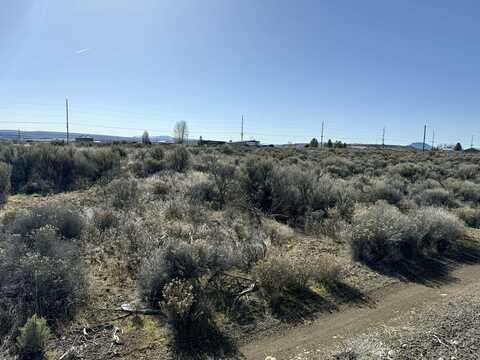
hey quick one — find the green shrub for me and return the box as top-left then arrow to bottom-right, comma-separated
16,315 -> 51,360
0,161 -> 11,205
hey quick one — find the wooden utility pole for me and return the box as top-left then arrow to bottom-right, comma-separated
431,129 -> 435,149
382,127 -> 385,148
471,135 -> 474,149
320,121 -> 324,149
241,115 -> 244,142
422,124 -> 427,152
65,98 -> 70,143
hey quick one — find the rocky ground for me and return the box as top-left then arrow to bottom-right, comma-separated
331,281 -> 480,360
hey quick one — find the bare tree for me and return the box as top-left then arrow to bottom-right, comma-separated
173,121 -> 189,144
142,130 -> 151,145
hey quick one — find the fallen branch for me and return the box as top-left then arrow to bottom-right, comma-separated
117,303 -> 165,316
234,283 -> 259,304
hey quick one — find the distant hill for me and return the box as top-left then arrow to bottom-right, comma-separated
0,130 -> 173,143
408,142 -> 433,150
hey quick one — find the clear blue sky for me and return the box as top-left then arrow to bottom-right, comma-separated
1,0 -> 480,145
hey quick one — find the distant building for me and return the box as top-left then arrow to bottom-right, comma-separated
230,140 -> 261,146
75,136 -> 94,142
198,138 -> 226,146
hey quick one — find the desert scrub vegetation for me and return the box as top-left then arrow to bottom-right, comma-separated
0,143 -> 120,194
350,202 -> 466,268
1,141 -> 480,358
16,315 -> 51,360
0,161 -> 11,205
0,205 -> 87,350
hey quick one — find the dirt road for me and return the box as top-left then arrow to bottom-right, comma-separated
241,263 -> 480,359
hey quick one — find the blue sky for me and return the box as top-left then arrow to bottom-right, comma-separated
1,0 -> 480,145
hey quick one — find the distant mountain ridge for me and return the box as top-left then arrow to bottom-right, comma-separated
0,130 -> 173,143
408,142 -> 433,150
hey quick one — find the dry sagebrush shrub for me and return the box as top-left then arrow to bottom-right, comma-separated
7,204 -> 84,240
166,146 -> 190,172
107,178 -> 140,209
445,180 -> 480,204
0,161 -> 11,205
350,202 -> 417,265
415,187 -> 456,207
161,278 -> 235,358
350,202 -> 466,267
240,157 -> 354,228
261,218 -> 294,246
389,162 -> 425,181
413,207 -> 466,254
137,242 -> 236,308
368,178 -> 405,205
8,144 -> 120,194
455,207 -> 480,228
456,163 -> 480,180
206,158 -> 236,208
254,254 -> 342,295
93,209 -> 118,232
0,226 -> 87,341
151,181 -> 170,199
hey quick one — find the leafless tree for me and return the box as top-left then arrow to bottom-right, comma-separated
142,130 -> 151,145
173,121 -> 189,144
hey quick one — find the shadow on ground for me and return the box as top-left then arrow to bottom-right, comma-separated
369,244 -> 480,287
270,281 -> 370,324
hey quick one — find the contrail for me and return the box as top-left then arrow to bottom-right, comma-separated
75,48 -> 90,54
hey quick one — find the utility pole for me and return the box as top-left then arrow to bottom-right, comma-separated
382,127 -> 385,148
431,129 -> 435,150
241,115 -> 244,142
471,135 -> 474,149
320,121 -> 325,149
17,129 -> 21,143
422,124 -> 427,152
65,98 -> 70,144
